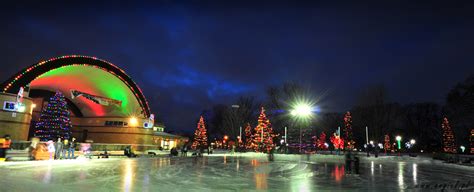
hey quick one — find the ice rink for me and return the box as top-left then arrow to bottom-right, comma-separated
0,153 -> 472,191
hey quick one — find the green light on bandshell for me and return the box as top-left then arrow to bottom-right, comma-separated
3,55 -> 150,117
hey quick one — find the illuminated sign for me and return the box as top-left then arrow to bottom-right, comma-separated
3,101 -> 26,112
3,101 -> 16,111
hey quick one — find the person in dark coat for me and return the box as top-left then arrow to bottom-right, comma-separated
67,137 -> 76,159
124,146 -> 136,158
268,146 -> 275,161
374,144 -> 379,158
54,138 -> 63,160
199,146 -> 204,157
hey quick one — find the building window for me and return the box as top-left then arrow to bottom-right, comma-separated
104,121 -> 128,127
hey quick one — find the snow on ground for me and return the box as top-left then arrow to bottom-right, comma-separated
0,153 -> 472,191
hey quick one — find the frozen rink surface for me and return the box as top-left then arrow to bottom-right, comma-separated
0,153 -> 472,192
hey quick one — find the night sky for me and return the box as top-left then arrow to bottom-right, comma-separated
1,1 -> 473,133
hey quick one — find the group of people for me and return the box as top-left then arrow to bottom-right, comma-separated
124,146 -> 137,158
169,145 -> 213,157
45,137 -> 77,160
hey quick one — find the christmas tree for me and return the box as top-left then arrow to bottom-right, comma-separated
343,111 -> 355,150
441,117 -> 456,153
384,134 -> 391,153
191,116 -> 208,149
316,132 -> 328,150
34,91 -> 72,141
244,123 -> 253,150
251,107 -> 275,152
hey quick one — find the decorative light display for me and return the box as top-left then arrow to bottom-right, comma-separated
384,134 -> 391,153
191,116 -> 208,149
34,91 -> 72,141
244,123 -> 253,149
330,132 -> 344,150
251,107 -> 276,152
441,117 -> 456,153
316,132 -> 328,150
343,111 -> 355,150
1,55 -> 150,117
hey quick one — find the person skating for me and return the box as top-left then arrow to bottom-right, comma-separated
199,146 -> 204,157
180,146 -> 185,157
68,137 -> 76,159
183,145 -> 188,157
54,138 -> 63,160
62,139 -> 69,159
374,144 -> 379,158
47,140 -> 55,160
268,146 -> 275,162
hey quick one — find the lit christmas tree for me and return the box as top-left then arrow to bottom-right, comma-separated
251,107 -> 275,152
244,123 -> 253,150
441,117 -> 456,153
34,91 -> 72,141
316,132 -> 328,150
384,134 -> 391,153
191,116 -> 208,149
343,111 -> 355,150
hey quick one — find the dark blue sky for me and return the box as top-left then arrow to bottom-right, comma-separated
1,1 -> 473,132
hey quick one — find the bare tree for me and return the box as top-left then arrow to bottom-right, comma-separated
352,85 -> 404,144
444,75 -> 474,147
222,96 -> 260,140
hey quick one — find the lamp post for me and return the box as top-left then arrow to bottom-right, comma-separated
396,136 -> 402,156
290,103 -> 313,154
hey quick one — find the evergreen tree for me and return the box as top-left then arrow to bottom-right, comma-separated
244,123 -> 253,150
384,134 -> 391,153
192,116 -> 208,149
34,91 -> 72,141
317,132 -> 327,150
441,117 -> 456,153
251,107 -> 275,152
343,111 -> 355,149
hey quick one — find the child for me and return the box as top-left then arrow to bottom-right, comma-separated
47,140 -> 55,160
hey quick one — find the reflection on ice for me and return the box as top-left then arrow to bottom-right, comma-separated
398,162 -> 405,190
331,165 -> 345,182
42,164 -> 52,184
254,173 -> 268,190
123,160 -> 134,192
0,155 -> 472,191
413,163 -> 417,186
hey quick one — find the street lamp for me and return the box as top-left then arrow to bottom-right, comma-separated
410,139 -> 416,145
396,136 -> 402,149
290,102 -> 314,153
395,136 -> 402,156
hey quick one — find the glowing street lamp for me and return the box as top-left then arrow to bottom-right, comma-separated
290,102 -> 314,153
395,136 -> 402,150
410,139 -> 416,145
